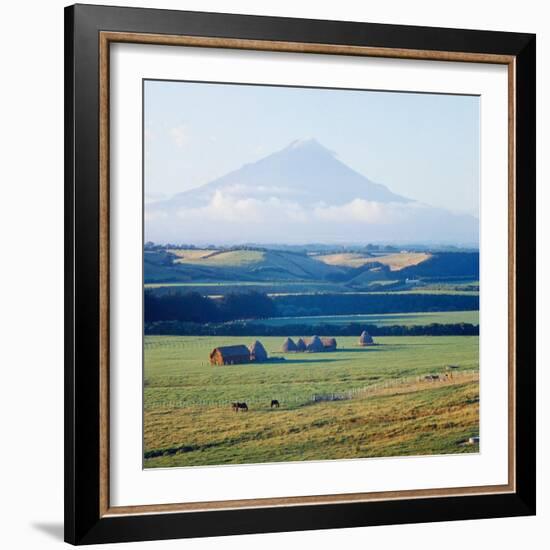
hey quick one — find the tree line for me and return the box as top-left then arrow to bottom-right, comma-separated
145,289 -> 479,324
144,320 -> 479,337
144,290 -> 277,323
273,292 -> 478,317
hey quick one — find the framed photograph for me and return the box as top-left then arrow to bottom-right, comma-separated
65,4 -> 536,545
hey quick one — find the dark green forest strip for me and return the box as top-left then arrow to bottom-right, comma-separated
145,321 -> 479,337
145,290 -> 478,324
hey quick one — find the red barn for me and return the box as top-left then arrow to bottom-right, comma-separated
209,345 -> 251,366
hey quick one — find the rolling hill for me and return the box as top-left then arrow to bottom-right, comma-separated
144,246 -> 478,290
316,252 -> 431,270
144,247 -> 348,283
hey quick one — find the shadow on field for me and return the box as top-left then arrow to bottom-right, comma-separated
268,348 -> 387,362
375,341 -> 457,349
267,357 -> 342,365
337,347 -> 385,353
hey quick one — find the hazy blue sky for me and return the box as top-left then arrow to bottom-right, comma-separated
144,80 -> 480,217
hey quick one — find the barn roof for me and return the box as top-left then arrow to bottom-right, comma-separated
211,345 -> 250,357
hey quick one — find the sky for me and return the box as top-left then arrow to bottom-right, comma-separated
144,79 -> 480,217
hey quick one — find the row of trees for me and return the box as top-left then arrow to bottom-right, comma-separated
273,292 -> 479,317
144,320 -> 479,337
144,290 -> 277,323
145,289 -> 479,324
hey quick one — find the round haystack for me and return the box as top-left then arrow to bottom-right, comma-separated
282,337 -> 297,352
249,340 -> 268,362
306,335 -> 324,352
295,338 -> 307,352
321,337 -> 337,351
359,331 -> 374,346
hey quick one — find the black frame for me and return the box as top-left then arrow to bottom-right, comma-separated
65,3 -> 536,545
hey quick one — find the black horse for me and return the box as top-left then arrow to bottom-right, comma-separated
232,402 -> 249,412
270,399 -> 280,408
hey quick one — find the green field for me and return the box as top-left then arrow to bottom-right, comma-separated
144,335 -> 479,468
250,310 -> 479,328
316,251 -> 431,270
144,282 -> 478,298
379,289 -> 478,296
170,249 -> 266,266
144,281 -> 348,298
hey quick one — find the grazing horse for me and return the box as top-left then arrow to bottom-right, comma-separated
424,374 -> 440,382
270,399 -> 280,408
232,402 -> 249,412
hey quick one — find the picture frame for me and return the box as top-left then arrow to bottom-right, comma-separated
64,3 -> 536,545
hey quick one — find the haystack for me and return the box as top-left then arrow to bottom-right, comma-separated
359,331 -> 374,346
249,340 -> 268,362
282,337 -> 297,352
321,337 -> 337,351
306,335 -> 324,352
296,338 -> 307,352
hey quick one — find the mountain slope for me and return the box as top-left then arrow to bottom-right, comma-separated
145,138 -> 479,245
154,138 -> 410,212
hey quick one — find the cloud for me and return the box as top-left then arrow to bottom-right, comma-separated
175,191 -> 307,223
144,209 -> 168,222
144,192 -> 168,204
173,192 -> 423,227
169,124 -> 191,148
313,198 -> 428,225
144,191 -> 478,245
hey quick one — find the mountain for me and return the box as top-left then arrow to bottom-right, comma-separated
155,138 -> 410,211
145,139 -> 478,245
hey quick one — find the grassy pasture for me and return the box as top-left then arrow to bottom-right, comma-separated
317,252 -> 431,270
250,310 -> 479,328
144,335 -> 479,467
167,248 -> 218,262
382,289 -> 479,296
144,282 -> 478,297
170,249 -> 265,266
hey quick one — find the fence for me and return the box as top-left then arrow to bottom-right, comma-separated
145,369 -> 478,410
311,369 -> 477,402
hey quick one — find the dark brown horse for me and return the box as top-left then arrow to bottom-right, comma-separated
232,402 -> 249,412
270,399 -> 280,408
